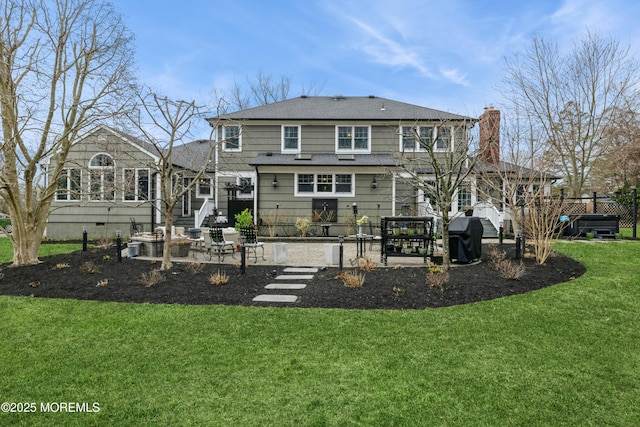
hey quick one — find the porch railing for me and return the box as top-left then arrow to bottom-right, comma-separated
474,201 -> 502,231
194,198 -> 216,228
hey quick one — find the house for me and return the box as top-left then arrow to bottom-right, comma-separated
44,97 -> 543,240
207,95 -> 490,236
43,125 -> 216,240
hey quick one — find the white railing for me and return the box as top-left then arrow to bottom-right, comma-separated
474,201 -> 502,231
194,198 -> 216,228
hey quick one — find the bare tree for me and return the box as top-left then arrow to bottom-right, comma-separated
213,71 -> 325,112
0,0 -> 135,265
590,103 -> 640,193
130,91 -> 217,271
500,31 -> 640,197
394,118 -> 481,270
477,109 -> 566,264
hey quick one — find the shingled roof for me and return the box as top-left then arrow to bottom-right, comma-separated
209,95 -> 474,122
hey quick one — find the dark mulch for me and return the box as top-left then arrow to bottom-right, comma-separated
0,244 -> 585,310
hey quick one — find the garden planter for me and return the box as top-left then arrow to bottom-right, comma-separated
171,242 -> 190,257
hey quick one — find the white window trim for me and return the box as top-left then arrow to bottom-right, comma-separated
55,168 -> 82,202
435,125 -> 454,152
89,153 -> 115,202
294,173 -> 355,197
335,125 -> 371,153
196,177 -> 213,198
222,125 -> 242,152
236,176 -> 253,199
122,168 -> 150,202
399,126 -> 434,152
281,125 -> 301,154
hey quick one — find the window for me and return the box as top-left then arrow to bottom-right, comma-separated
317,174 -> 333,192
222,125 -> 241,151
297,174 -> 314,193
123,168 -> 149,201
336,126 -> 370,152
238,177 -> 253,198
196,178 -> 213,198
56,169 -> 82,201
457,182 -> 472,211
435,126 -> 451,151
282,125 -> 300,152
400,126 -> 433,151
89,153 -> 114,201
296,173 -> 353,196
335,174 -> 352,193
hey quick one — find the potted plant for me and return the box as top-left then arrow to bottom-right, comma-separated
356,215 -> 369,236
234,208 -> 254,231
170,237 -> 191,257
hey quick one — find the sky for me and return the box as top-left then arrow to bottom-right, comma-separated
110,0 -> 640,139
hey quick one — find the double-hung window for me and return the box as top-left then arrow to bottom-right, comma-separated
123,168 -> 150,201
336,126 -> 370,152
222,125 -> 241,151
400,126 -> 433,151
296,173 -> 353,196
56,169 -> 82,201
435,126 -> 451,151
282,125 -> 300,153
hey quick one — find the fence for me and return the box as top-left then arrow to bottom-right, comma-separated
562,190 -> 638,228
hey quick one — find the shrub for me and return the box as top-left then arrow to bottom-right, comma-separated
426,263 -> 449,292
336,270 -> 365,288
186,260 -> 204,274
392,286 -> 406,296
295,217 -> 310,237
487,244 -> 527,280
209,270 -> 229,285
139,269 -> 165,287
81,261 -> 100,274
96,238 -> 113,249
357,256 -> 378,271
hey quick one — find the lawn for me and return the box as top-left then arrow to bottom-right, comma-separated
0,239 -> 639,425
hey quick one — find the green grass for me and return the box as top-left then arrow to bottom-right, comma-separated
1,240 -> 639,425
0,239 -> 80,263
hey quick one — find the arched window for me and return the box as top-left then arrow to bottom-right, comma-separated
89,153 -> 115,201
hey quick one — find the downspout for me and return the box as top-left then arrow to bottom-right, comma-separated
254,166 -> 260,227
151,172 -> 157,233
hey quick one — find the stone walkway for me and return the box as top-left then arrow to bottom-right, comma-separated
252,266 -> 318,304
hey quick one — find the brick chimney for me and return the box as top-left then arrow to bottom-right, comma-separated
479,106 -> 500,165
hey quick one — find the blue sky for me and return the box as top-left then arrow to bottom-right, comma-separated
111,0 -> 640,139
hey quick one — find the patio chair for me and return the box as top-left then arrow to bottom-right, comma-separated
207,226 -> 235,262
130,217 -> 140,236
239,227 -> 266,262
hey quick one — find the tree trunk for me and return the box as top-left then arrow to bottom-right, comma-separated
160,209 -> 174,270
10,218 -> 45,266
440,213 -> 451,271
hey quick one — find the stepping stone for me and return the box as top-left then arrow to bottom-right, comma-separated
252,295 -> 299,303
283,267 -> 318,273
274,274 -> 314,280
265,283 -> 307,290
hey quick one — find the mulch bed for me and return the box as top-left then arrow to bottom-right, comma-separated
0,244 -> 585,310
